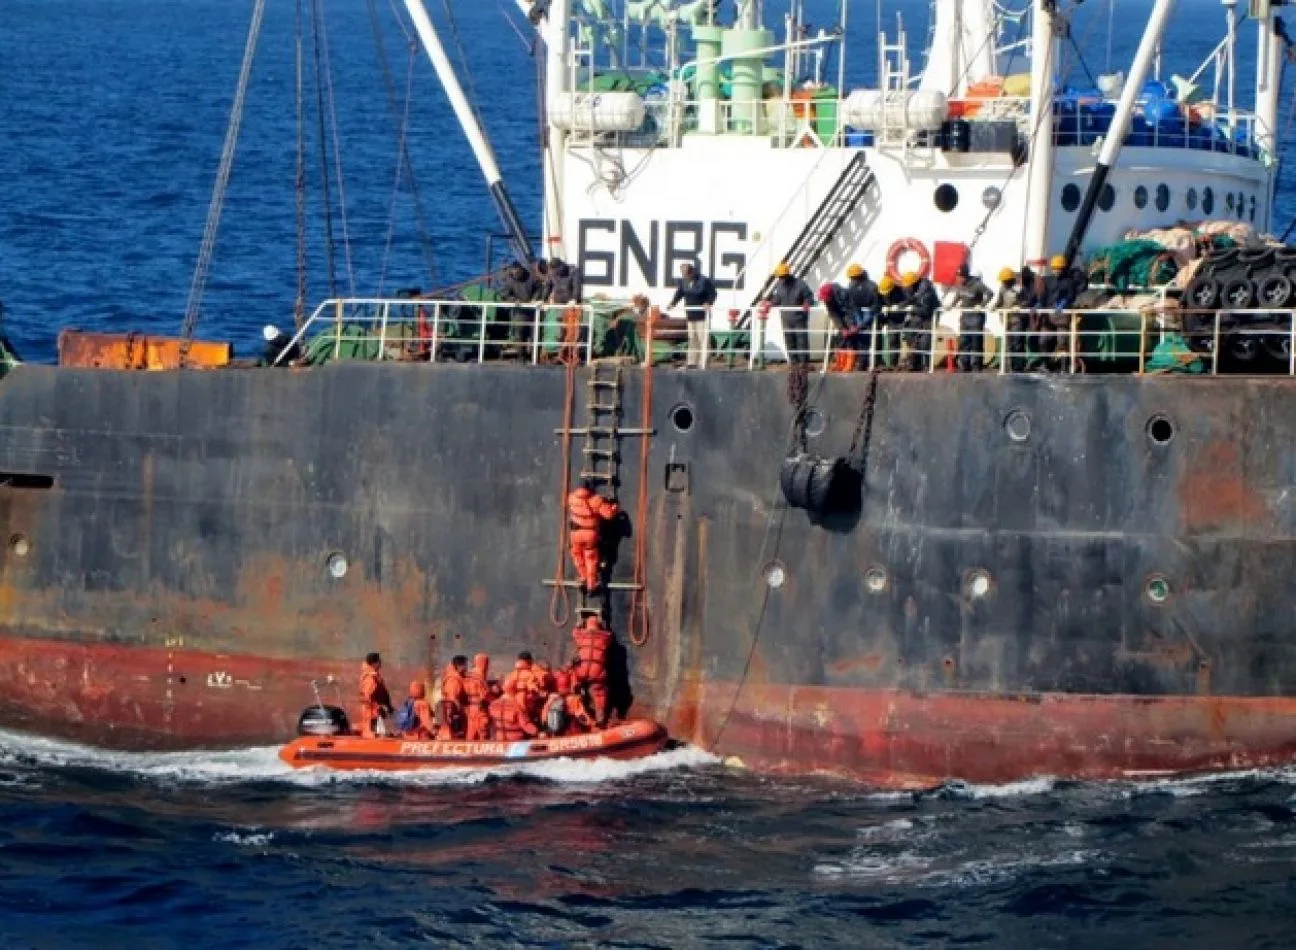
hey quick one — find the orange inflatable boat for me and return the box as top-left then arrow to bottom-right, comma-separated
278,704 -> 669,771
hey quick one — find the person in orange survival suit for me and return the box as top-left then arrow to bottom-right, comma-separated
400,681 -> 437,739
541,671 -> 596,736
503,652 -> 545,723
463,653 -> 493,741
436,655 -> 469,739
489,679 -> 540,741
571,615 -> 614,727
566,479 -> 619,593
358,652 -> 394,738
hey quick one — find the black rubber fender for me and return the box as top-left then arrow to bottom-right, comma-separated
1238,247 -> 1276,270
779,454 -> 816,510
1183,275 -> 1220,310
1257,273 -> 1294,308
806,457 -> 841,513
1222,277 -> 1256,309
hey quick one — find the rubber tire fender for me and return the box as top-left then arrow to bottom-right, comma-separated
1238,247 -> 1276,270
1222,277 -> 1256,309
780,454 -> 817,510
1183,275 -> 1221,311
1257,273 -> 1294,308
805,457 -> 842,514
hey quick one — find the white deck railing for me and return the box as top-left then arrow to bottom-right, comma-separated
279,296 -> 1296,377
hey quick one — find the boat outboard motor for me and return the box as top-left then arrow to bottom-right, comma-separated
297,704 -> 351,737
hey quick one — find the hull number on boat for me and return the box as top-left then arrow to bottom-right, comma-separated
577,218 -> 749,290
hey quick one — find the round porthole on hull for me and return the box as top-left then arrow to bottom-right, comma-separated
326,552 -> 349,579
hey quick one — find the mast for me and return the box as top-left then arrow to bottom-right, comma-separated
403,0 -> 535,264
1254,2 -> 1288,159
543,0 -> 571,259
1023,0 -> 1057,267
1060,0 -> 1177,269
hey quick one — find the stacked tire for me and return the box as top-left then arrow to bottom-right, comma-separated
1181,245 -> 1296,368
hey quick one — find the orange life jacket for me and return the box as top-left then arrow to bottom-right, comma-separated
567,488 -> 618,532
489,694 -> 538,741
572,625 -> 612,681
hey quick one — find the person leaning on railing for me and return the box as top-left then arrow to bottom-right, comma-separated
765,261 -> 814,365
876,275 -> 906,367
666,262 -> 718,369
897,271 -> 939,371
946,263 -> 993,372
990,267 -> 1028,372
1038,254 -> 1088,371
498,260 -> 543,350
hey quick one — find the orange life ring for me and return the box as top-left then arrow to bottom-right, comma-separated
885,238 -> 932,283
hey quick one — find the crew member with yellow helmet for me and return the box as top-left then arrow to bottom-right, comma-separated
876,273 -> 905,367
990,266 -> 1028,372
898,270 -> 940,371
1039,254 -> 1088,370
948,262 -> 993,372
844,263 -> 880,369
764,261 -> 815,365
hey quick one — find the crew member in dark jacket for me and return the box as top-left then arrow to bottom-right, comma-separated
667,262 -> 718,368
991,267 -> 1028,372
1039,254 -> 1087,370
765,261 -> 814,364
845,263 -> 880,368
876,274 -> 905,366
546,257 -> 582,305
947,263 -> 993,372
898,272 -> 939,371
261,324 -> 302,366
499,260 -> 542,346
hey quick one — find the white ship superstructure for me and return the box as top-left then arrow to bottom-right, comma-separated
528,0 -> 1285,355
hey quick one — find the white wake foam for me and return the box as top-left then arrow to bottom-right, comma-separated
0,728 -> 715,788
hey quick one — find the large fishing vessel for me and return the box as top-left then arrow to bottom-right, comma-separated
0,0 -> 1294,786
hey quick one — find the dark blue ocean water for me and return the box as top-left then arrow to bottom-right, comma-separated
3,1 -> 1296,946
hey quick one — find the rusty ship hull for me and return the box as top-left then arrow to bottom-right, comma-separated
0,361 -> 1292,786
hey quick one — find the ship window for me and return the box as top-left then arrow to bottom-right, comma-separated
966,568 -> 993,599
326,552 -> 349,579
9,534 -> 29,558
1236,191 -> 1245,216
1146,414 -> 1175,446
1144,575 -> 1171,605
1098,184 -> 1116,212
934,184 -> 959,212
802,406 -> 826,437
1226,192 -> 1236,212
864,566 -> 888,593
669,402 -> 695,433
981,186 -> 1002,210
1186,187 -> 1198,211
1061,183 -> 1081,212
1134,185 -> 1148,209
1004,408 -> 1032,443
1155,184 -> 1170,211
763,561 -> 787,589
1249,194 -> 1256,221
1202,187 -> 1214,214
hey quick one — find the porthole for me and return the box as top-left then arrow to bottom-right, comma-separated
934,183 -> 959,212
1226,192 -> 1236,212
1061,183 -> 1081,212
981,186 -> 1002,210
802,406 -> 826,437
1236,191 -> 1245,217
966,569 -> 993,600
864,566 -> 888,594
1186,187 -> 1198,211
1004,408 -> 1032,443
1249,195 -> 1256,222
1098,184 -> 1115,212
326,552 -> 349,579
669,403 -> 695,433
9,534 -> 29,558
1202,187 -> 1214,215
763,561 -> 787,589
1134,185 -> 1148,209
1145,575 -> 1171,605
1146,414 -> 1174,446
1155,184 -> 1170,212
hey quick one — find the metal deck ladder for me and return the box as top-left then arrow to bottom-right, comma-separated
545,358 -> 652,618
744,152 -> 876,322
